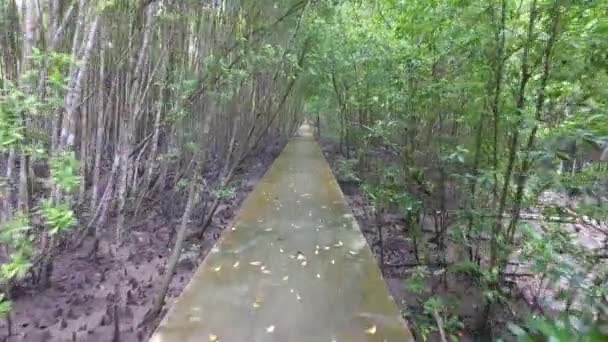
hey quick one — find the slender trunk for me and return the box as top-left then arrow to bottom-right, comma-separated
492,0 -> 507,207
144,173 -> 199,322
490,0 -> 537,268
86,155 -> 120,247
467,0 -> 507,262
505,0 -> 562,245
115,1 -> 158,243
91,30 -> 106,209
4,149 -> 16,219
483,0 -> 540,332
114,135 -> 129,245
61,14 -> 100,150
79,82 -> 88,203
17,154 -> 28,213
145,93 -> 163,187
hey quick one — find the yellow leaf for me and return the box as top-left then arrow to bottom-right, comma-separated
365,325 -> 377,334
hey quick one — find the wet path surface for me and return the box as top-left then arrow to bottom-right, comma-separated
151,125 -> 413,342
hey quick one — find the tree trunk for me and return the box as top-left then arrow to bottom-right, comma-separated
490,0 -> 538,268
144,173 -> 199,322
61,14 -> 100,150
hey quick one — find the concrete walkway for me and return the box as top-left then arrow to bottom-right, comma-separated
151,124 -> 413,342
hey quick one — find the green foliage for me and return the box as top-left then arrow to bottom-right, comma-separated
0,214 -> 33,309
334,158 -> 360,183
0,293 -> 11,318
444,146 -> 469,165
213,186 -> 237,200
396,191 -> 422,213
50,152 -> 81,193
424,297 -> 464,341
0,214 -> 31,247
0,47 -> 76,318
404,268 -> 465,340
177,178 -> 190,190
0,49 -> 71,152
0,81 -> 28,149
41,200 -> 77,235
509,313 -> 608,341
452,260 -> 484,281
1,251 -> 32,281
406,266 -> 430,295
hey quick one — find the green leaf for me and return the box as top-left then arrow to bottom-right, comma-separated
508,323 -> 527,337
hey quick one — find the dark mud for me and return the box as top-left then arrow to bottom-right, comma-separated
0,142 -> 285,342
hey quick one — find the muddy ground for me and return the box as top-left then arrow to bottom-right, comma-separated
0,141 -> 285,342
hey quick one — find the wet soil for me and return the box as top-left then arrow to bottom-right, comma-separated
0,142 -> 285,342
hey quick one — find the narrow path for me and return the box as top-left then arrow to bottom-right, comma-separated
151,124 -> 413,342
